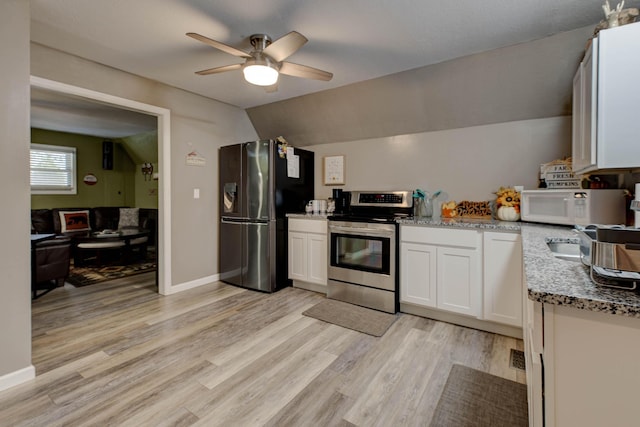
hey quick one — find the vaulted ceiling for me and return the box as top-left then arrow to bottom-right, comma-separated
29,0 -> 624,140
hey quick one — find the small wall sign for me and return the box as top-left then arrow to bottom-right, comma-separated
186,150 -> 206,166
323,155 -> 345,185
83,173 -> 98,185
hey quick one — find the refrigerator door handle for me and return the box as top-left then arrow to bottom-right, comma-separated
245,220 -> 269,225
221,217 -> 269,224
221,217 -> 245,224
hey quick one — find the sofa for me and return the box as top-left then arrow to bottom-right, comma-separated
31,207 -> 158,267
31,207 -> 157,241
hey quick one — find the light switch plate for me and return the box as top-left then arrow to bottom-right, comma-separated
193,188 -> 200,199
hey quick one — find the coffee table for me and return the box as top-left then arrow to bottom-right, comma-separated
73,229 -> 150,267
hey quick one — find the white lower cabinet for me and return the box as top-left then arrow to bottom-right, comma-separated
483,232 -> 523,327
400,242 -> 437,307
525,300 -> 640,427
288,217 -> 327,293
400,226 -> 481,318
288,231 -> 308,281
400,225 -> 523,331
437,245 -> 480,316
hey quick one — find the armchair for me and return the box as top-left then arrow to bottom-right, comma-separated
32,236 -> 72,300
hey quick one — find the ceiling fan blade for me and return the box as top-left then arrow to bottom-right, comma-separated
279,62 -> 333,81
195,63 -> 243,76
263,31 -> 308,62
187,32 -> 251,58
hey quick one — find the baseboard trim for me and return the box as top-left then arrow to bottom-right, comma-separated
292,280 -> 327,295
400,303 -> 523,339
163,274 -> 220,295
0,365 -> 35,392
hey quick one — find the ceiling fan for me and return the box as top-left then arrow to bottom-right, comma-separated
186,31 -> 333,89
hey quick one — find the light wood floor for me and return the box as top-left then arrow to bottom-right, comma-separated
0,273 -> 525,426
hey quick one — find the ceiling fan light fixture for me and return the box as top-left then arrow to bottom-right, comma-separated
243,56 -> 279,86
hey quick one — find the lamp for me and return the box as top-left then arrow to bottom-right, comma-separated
242,53 -> 279,86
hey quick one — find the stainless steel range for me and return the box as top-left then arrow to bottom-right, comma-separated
327,191 -> 412,313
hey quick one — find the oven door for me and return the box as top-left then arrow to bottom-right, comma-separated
328,221 -> 396,291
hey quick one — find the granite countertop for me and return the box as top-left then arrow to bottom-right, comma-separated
397,217 -> 521,232
290,214 -> 522,230
521,223 -> 640,318
286,213 -> 329,220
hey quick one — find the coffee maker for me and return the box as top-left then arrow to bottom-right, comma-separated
332,189 -> 351,214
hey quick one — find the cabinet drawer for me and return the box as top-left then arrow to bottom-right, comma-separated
288,218 -> 327,234
401,225 -> 479,248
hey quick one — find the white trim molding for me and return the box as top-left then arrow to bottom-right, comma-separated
0,365 -> 35,392
30,76 -> 172,295
165,274 -> 221,295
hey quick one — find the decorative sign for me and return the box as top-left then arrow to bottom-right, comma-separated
141,162 -> 154,181
83,173 -> 98,186
186,151 -> 206,166
323,155 -> 345,185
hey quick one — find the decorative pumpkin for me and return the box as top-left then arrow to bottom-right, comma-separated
494,186 -> 521,221
441,201 -> 458,218
497,205 -> 520,221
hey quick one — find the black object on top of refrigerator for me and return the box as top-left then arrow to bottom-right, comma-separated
219,139 -> 314,292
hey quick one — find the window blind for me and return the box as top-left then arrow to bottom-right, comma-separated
30,144 -> 77,194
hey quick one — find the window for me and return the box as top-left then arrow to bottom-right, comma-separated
30,144 -> 77,194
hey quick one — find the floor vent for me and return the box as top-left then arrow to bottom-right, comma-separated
510,349 -> 525,370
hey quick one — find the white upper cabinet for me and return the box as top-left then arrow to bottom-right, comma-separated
572,23 -> 640,174
572,39 -> 597,173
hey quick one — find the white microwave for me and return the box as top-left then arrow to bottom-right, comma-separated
520,189 -> 626,226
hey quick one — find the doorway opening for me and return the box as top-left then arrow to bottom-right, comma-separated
30,76 -> 171,295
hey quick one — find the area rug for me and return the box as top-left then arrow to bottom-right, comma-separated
302,299 -> 398,337
430,364 -> 528,427
66,261 -> 156,287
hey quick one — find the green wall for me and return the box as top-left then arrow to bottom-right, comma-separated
134,162 -> 159,209
30,128 -> 136,209
120,131 -> 159,209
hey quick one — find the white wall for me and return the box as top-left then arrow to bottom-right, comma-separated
310,117 -> 571,207
0,0 -> 34,389
30,43 -> 259,287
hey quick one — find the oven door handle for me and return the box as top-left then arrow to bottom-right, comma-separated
329,226 -> 395,237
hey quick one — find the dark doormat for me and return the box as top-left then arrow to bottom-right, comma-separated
302,299 -> 398,337
66,261 -> 157,287
430,364 -> 528,427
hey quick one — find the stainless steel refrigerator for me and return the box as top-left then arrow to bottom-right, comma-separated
219,139 -> 314,292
